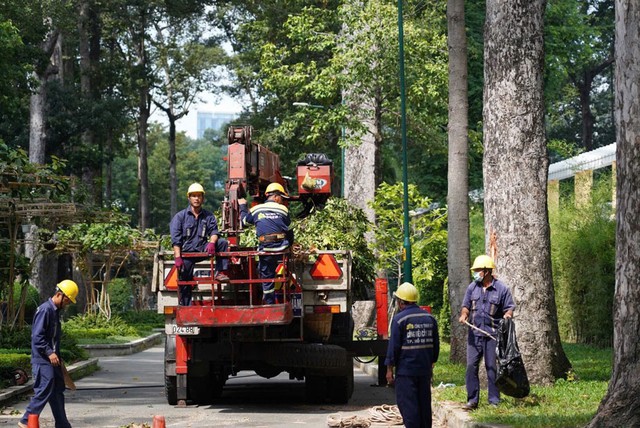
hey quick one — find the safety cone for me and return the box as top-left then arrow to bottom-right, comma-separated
152,415 -> 166,428
27,413 -> 39,428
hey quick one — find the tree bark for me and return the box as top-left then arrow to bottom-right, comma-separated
446,0 -> 471,364
136,12 -> 151,231
29,29 -> 60,165
587,1 -> 640,425
79,0 -> 103,206
343,97 -> 380,225
483,0 -> 570,384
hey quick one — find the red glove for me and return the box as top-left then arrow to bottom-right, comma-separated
206,242 -> 216,256
174,257 -> 184,270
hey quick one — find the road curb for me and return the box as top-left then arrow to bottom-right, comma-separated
0,358 -> 99,406
0,332 -> 162,406
78,332 -> 163,357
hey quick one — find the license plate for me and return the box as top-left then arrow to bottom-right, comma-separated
166,325 -> 200,335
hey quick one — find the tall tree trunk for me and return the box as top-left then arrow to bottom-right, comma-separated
79,0 -> 103,206
483,0 -> 570,384
136,14 -> 151,231
343,97 -> 380,225
569,57 -> 614,152
587,1 -> 640,426
29,30 -> 60,165
577,73 -> 595,151
446,0 -> 470,364
138,94 -> 150,231
169,117 -> 178,217
28,28 -> 61,297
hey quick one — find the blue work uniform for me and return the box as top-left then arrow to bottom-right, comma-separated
20,298 -> 71,428
239,200 -> 291,304
461,277 -> 515,405
170,206 -> 229,306
385,304 -> 439,428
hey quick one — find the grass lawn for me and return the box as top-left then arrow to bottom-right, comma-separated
432,342 -> 611,428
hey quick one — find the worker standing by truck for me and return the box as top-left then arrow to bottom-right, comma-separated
19,280 -> 78,428
170,182 -> 229,306
238,182 -> 292,304
385,282 -> 439,428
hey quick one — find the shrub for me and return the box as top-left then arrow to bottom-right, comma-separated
119,310 -> 164,332
63,312 -> 138,339
551,177 -> 615,347
0,326 -> 32,349
109,278 -> 134,314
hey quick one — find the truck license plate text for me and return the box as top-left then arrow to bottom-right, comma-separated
166,325 -> 200,335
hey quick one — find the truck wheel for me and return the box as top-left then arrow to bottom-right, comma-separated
305,375 -> 327,403
165,373 -> 178,405
327,368 -> 354,404
164,336 -> 177,405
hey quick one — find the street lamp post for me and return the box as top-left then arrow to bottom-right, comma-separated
293,102 -> 345,197
397,0 -> 412,284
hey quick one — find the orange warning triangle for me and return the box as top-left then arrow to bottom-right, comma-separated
165,266 -> 178,290
309,254 -> 343,280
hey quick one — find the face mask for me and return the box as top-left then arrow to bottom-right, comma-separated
472,271 -> 483,282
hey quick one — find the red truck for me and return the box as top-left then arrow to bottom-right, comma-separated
152,126 -> 388,406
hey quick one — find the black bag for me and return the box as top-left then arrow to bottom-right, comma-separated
495,318 -> 530,398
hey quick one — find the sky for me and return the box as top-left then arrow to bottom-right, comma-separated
150,92 -> 244,140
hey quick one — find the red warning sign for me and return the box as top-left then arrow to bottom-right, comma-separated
309,254 -> 343,280
165,266 -> 178,290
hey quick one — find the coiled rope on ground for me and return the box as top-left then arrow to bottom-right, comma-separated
326,404 -> 403,427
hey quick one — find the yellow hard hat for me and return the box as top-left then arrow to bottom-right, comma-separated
471,254 -> 496,271
186,182 -> 205,197
57,279 -> 79,303
394,282 -> 419,303
265,182 -> 289,197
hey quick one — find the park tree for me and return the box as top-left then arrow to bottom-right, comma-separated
545,0 -> 614,151
151,14 -> 226,217
446,0 -> 471,363
587,0 -> 640,425
483,0 -> 571,383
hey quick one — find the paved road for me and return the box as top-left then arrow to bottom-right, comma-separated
2,346 -> 431,428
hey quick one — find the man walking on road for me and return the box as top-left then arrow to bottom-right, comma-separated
459,254 -> 515,410
19,280 -> 78,428
170,182 -> 230,306
385,282 -> 439,428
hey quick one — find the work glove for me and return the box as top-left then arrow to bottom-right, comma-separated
206,242 -> 217,256
174,256 -> 184,270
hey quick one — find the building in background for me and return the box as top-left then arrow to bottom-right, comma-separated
197,111 -> 237,139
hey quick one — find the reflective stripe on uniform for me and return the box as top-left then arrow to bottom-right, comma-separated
402,344 -> 435,350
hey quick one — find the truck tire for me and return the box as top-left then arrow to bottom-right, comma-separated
165,373 -> 177,406
305,375 -> 327,403
327,368 -> 354,404
164,336 -> 177,405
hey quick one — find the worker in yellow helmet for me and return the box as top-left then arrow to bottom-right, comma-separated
19,280 -> 79,428
170,182 -> 230,306
459,255 -> 515,410
385,282 -> 439,428
237,182 -> 292,304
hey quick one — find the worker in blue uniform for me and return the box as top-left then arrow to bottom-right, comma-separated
19,280 -> 79,428
459,254 -> 515,410
385,282 -> 439,428
238,182 -> 292,304
170,182 -> 229,306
